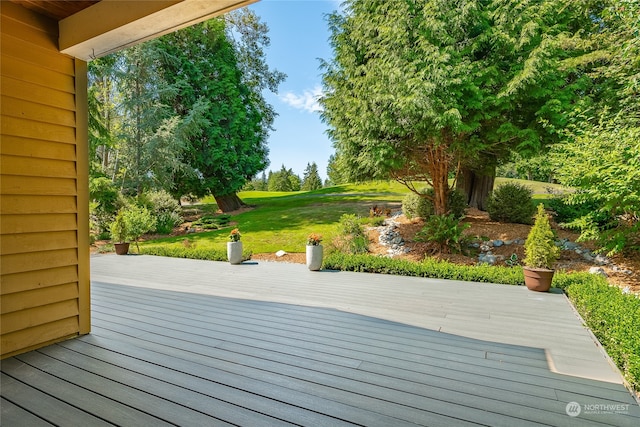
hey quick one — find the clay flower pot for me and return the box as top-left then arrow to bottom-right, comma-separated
523,267 -> 554,292
114,242 -> 130,255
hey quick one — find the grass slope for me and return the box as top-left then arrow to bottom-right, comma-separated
143,181 -> 408,254
142,179 -> 566,255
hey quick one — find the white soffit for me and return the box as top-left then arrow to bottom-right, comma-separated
59,0 -> 257,60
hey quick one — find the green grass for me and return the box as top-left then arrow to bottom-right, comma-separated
142,178 -> 569,255
142,181 -> 408,254
494,177 -> 567,195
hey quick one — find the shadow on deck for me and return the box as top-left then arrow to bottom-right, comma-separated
2,255 -> 639,426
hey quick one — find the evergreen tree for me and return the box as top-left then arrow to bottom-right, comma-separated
268,165 -> 300,192
156,11 -> 284,211
302,162 -> 323,191
321,0 -> 603,213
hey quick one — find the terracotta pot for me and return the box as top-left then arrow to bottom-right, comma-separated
114,242 -> 130,255
227,241 -> 243,264
306,245 -> 323,271
523,267 -> 555,292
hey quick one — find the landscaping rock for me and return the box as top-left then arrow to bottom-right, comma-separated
594,254 -> 610,265
589,267 -> 608,277
563,241 -> 580,251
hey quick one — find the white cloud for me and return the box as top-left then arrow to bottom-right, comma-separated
279,85 -> 323,113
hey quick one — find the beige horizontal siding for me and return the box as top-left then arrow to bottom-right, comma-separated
1,300 -> 79,335
1,33 -> 75,76
0,248 -> 79,276
2,115 -> 76,144
2,76 -> 76,110
2,213 -> 78,234
0,195 -> 77,214
1,95 -> 76,127
1,283 -> 79,315
0,135 -> 77,161
1,318 -> 79,357
1,175 -> 77,196
0,266 -> 79,295
1,230 -> 78,255
1,1 -> 85,358
2,155 -> 77,178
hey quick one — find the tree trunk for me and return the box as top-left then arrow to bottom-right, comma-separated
426,140 -> 452,216
456,166 -> 495,211
214,193 -> 246,213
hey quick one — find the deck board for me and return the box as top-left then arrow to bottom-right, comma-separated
1,255 -> 639,426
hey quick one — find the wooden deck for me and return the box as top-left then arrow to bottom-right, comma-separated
2,255 -> 639,426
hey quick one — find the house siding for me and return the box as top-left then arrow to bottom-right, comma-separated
1,2 -> 90,358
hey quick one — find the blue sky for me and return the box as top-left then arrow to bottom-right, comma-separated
247,0 -> 342,181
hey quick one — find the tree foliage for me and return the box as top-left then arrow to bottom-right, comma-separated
321,0 -> 604,213
302,162 -> 323,191
268,165 -> 301,192
551,119 -> 640,255
156,14 -> 283,211
548,1 -> 640,255
87,11 -> 283,211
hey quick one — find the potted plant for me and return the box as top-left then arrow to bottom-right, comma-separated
523,204 -> 560,291
306,233 -> 323,271
109,205 -> 156,255
227,228 -> 243,264
110,210 -> 130,255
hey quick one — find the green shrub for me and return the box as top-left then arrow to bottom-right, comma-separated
89,177 -> 119,233
110,205 -> 156,251
139,190 -> 183,234
192,214 -> 232,230
402,192 -> 431,219
402,189 -> 467,220
140,245 -> 252,262
546,195 -> 610,225
447,189 -> 468,220
486,183 -> 535,224
323,252 -> 525,285
336,214 -> 369,254
563,276 -> 640,392
414,214 -> 471,253
524,204 -> 560,269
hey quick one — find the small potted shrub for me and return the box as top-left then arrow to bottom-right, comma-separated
227,228 -> 243,264
306,233 -> 323,271
523,204 -> 561,291
110,211 -> 130,255
109,205 -> 156,255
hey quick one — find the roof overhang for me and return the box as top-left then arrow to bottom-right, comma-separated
59,0 -> 257,60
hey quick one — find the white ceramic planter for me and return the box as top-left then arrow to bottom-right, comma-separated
227,241 -> 243,265
306,245 -> 323,271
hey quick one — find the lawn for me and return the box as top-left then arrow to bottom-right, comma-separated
141,179 -> 567,255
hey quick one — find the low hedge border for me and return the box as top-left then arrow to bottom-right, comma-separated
561,274 -> 640,393
323,252 -> 639,393
139,245 -> 252,262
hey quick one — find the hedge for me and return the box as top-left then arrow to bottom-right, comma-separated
323,252 -> 525,285
562,274 -> 640,392
139,245 -> 252,262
